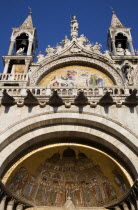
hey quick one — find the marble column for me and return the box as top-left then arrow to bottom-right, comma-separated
25,60 -> 30,73
136,200 -> 138,209
27,41 -> 33,55
7,200 -> 14,210
128,40 -> 135,55
112,39 -> 116,55
122,202 -> 129,210
8,40 -> 15,55
3,60 -> 10,74
130,202 -> 135,210
16,204 -> 24,210
114,206 -> 122,210
0,196 -> 7,210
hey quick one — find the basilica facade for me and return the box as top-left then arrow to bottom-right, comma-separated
0,11 -> 138,210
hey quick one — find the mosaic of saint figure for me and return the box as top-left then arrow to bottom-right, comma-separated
49,69 -> 105,87
7,148 -> 128,207
9,167 -> 28,193
113,170 -> 127,193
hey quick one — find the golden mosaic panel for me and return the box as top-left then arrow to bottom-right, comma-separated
38,66 -> 114,87
3,144 -> 131,207
12,64 -> 25,74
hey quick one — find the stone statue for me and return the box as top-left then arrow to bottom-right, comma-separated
16,47 -> 25,55
85,42 -> 94,51
64,197 -> 75,210
71,16 -> 79,31
104,50 -> 111,59
37,52 -> 45,63
77,34 -> 88,46
125,49 -> 131,56
92,42 -> 102,53
123,63 -> 134,85
70,15 -> 79,38
116,43 -> 125,55
62,36 -> 71,47
55,44 -> 63,54
45,45 -> 55,56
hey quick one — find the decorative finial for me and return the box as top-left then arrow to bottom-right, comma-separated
70,14 -> 79,39
110,7 -> 115,14
71,15 -> 77,20
28,6 -> 32,15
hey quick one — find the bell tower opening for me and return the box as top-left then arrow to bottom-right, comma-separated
107,11 -> 135,56
15,33 -> 29,55
115,33 -> 127,50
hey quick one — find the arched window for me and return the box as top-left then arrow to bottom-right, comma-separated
15,33 -> 29,55
115,33 -> 128,50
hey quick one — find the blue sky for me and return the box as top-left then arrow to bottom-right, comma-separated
0,0 -> 138,72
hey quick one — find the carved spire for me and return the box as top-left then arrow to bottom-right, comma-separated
20,9 -> 33,29
70,15 -> 79,39
110,10 -> 125,28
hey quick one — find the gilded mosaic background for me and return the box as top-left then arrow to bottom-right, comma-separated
38,66 -> 114,87
12,64 -> 25,74
5,146 -> 130,207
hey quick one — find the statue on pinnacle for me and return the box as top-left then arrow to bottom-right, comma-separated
70,15 -> 79,39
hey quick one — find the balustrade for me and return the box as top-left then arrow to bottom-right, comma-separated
0,86 -> 137,107
0,86 -> 137,97
0,180 -> 33,209
107,179 -> 138,210
0,196 -> 7,210
0,73 -> 28,81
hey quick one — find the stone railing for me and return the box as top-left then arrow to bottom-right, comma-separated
29,86 -> 138,97
0,86 -> 137,96
0,180 -> 33,210
0,73 -> 28,81
0,179 -> 137,209
106,178 -> 138,209
0,86 -> 137,107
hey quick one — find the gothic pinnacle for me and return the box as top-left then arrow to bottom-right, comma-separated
110,11 -> 125,28
20,9 -> 34,29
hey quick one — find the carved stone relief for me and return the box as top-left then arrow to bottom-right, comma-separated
122,63 -> 134,85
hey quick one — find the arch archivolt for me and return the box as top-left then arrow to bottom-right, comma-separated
0,112 -> 138,179
11,30 -> 33,41
114,31 -> 130,40
30,56 -> 123,86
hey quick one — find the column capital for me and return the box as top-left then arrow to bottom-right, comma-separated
16,204 -> 24,210
10,38 -> 15,42
25,59 -> 31,64
122,202 -> 129,209
29,38 -> 33,42
114,206 -> 121,210
8,199 -> 14,206
5,59 -> 10,64
2,195 -> 7,201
